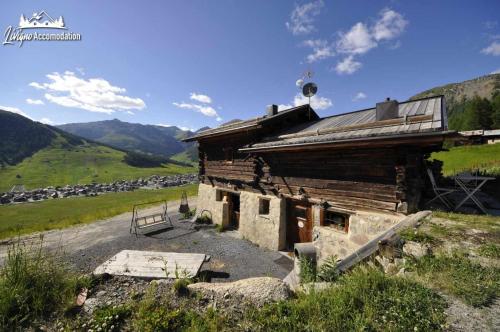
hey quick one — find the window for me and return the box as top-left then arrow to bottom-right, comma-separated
215,190 -> 223,202
223,147 -> 234,164
321,209 -> 349,233
259,198 -> 270,215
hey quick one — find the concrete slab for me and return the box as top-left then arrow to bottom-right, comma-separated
93,250 -> 207,279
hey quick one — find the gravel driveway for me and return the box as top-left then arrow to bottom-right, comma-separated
0,197 -> 293,282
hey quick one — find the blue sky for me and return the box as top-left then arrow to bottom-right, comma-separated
1,0 -> 499,131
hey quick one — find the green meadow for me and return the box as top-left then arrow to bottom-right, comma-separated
0,184 -> 198,240
0,143 -> 195,192
430,143 -> 500,176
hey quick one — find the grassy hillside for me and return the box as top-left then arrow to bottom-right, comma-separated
0,140 -> 194,192
0,184 -> 197,239
0,111 -> 195,191
411,74 -> 500,131
430,143 -> 500,176
58,119 -> 196,159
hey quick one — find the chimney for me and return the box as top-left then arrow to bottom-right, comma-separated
376,98 -> 399,121
267,104 -> 278,117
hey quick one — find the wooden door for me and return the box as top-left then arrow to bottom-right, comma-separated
286,200 -> 312,247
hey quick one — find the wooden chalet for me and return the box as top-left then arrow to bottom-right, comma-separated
184,96 -> 451,256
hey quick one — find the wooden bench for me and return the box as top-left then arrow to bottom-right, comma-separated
129,200 -> 173,236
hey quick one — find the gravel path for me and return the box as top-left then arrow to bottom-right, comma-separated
0,197 -> 292,282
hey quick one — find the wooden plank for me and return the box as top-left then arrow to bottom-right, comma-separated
94,250 -> 207,278
336,211 -> 432,272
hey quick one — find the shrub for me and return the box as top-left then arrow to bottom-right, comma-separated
0,240 -> 89,329
407,252 -> 500,306
84,305 -> 131,332
195,215 -> 212,225
298,256 -> 316,284
182,208 -> 196,220
317,255 -> 339,282
245,266 -> 447,331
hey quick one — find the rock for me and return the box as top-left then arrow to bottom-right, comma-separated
188,277 -> 291,306
96,290 -> 107,297
375,255 -> 399,274
403,241 -> 431,258
83,298 -> 99,314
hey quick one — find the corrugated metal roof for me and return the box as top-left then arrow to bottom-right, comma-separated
241,96 -> 447,151
183,104 -> 316,141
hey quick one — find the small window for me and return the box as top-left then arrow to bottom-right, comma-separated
321,209 -> 349,233
259,198 -> 270,215
215,190 -> 223,202
223,147 -> 234,164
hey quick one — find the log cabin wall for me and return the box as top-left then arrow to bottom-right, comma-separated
258,147 -> 406,212
200,139 -> 426,214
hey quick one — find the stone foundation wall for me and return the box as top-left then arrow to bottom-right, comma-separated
196,183 -> 226,226
312,206 -> 401,264
239,191 -> 286,251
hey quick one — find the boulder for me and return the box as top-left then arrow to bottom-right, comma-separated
188,277 -> 291,306
403,241 -> 431,259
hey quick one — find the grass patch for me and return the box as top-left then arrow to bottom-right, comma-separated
407,253 -> 500,307
0,241 -> 89,330
400,228 -> 438,244
0,184 -> 198,239
0,142 -> 195,192
430,143 -> 500,176
245,266 -> 447,331
132,283 -> 227,332
433,211 -> 500,233
477,243 -> 500,258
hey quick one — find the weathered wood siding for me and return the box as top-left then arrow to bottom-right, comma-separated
199,140 -> 425,213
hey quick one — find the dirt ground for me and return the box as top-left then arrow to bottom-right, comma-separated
0,198 -> 293,282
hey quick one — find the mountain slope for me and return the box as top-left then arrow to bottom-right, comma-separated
411,73 -> 500,130
0,111 -> 193,191
58,119 -> 195,158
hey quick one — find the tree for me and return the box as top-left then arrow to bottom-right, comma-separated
491,93 -> 500,129
462,96 -> 493,130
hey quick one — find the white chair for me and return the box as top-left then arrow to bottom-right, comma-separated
426,168 -> 456,209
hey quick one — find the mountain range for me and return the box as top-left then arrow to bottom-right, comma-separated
0,111 -> 194,191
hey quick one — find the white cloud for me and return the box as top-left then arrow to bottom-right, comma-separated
0,105 -> 34,120
286,0 -> 323,35
303,39 -> 335,63
277,104 -> 293,112
335,55 -> 362,74
179,126 -> 197,132
491,68 -> 500,74
190,93 -> 212,104
216,116 -> 223,122
484,21 -> 497,29
26,98 -> 44,105
332,8 -> 407,75
126,111 -> 134,115
353,92 -> 367,101
481,41 -> 500,56
293,93 -> 332,110
29,71 -> 146,114
76,67 -> 85,76
372,8 -> 408,42
156,123 -> 173,127
39,117 -> 54,125
172,102 -> 219,118
337,23 -> 377,55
